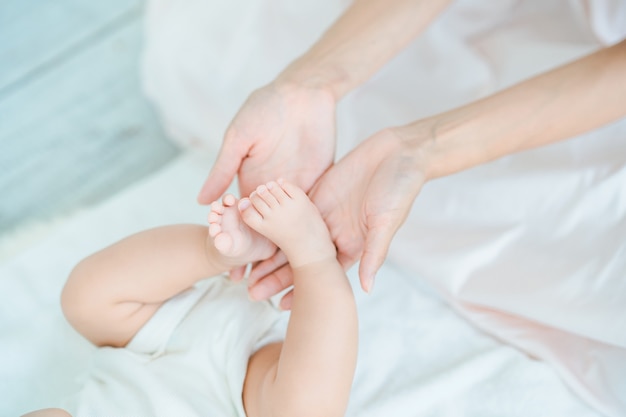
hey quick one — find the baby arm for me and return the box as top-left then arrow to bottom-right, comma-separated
238,180 -> 358,417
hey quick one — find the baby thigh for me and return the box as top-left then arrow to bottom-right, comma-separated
60,265 -> 164,349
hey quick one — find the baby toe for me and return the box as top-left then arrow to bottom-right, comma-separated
222,194 -> 237,207
278,179 -> 306,200
208,211 -> 221,223
250,191 -> 271,216
239,198 -> 264,229
257,184 -> 279,207
208,223 -> 221,237
211,201 -> 225,214
267,181 -> 289,203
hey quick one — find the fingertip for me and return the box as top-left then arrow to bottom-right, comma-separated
360,225 -> 397,293
229,265 -> 247,283
199,142 -> 244,204
198,177 -> 225,205
247,276 -> 283,302
247,285 -> 264,301
197,186 -> 213,205
359,255 -> 382,294
279,291 -> 294,310
358,265 -> 377,293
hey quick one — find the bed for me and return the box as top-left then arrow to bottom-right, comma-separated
0,152 -> 606,417
2,0 -> 625,415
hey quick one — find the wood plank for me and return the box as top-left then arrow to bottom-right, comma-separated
0,16 -> 180,234
0,0 -> 143,94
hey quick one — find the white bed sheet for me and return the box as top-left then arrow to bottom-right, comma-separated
0,152 -> 602,417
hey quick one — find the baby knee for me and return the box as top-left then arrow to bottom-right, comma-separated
21,408 -> 72,417
60,260 -> 100,330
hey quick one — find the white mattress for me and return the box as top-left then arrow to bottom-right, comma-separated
0,153 -> 603,416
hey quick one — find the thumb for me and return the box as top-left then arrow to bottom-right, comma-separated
359,223 -> 397,293
197,141 -> 246,204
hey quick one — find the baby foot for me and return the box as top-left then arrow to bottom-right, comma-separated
208,194 -> 276,267
238,180 -> 336,268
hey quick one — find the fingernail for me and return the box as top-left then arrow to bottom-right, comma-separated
365,275 -> 375,294
257,185 -> 267,194
238,199 -> 250,210
277,178 -> 284,185
266,182 -> 274,190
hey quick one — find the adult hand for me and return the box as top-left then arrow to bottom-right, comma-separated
197,81 -> 337,203
248,38 -> 626,308
249,128 -> 429,308
312,128 -> 428,290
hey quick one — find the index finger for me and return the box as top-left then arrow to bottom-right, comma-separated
249,249 -> 288,286
248,262 -> 294,301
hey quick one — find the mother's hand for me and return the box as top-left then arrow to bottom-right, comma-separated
249,128 -> 429,307
312,128 -> 427,291
197,81 -> 337,202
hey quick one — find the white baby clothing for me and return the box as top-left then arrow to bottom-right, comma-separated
63,275 -> 285,417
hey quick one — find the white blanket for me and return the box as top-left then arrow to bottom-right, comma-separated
0,153 -> 604,417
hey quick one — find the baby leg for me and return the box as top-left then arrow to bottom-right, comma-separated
21,408 -> 72,417
62,195 -> 275,348
238,180 -> 356,417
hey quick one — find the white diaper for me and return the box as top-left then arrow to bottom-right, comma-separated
63,275 -> 285,417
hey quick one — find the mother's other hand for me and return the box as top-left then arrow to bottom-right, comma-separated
248,127 -> 429,307
312,128 -> 428,292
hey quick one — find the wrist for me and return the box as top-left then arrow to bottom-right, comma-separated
391,122 -> 435,182
275,57 -> 351,102
393,111 -> 481,181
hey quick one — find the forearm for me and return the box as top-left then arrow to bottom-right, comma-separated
278,0 -> 452,100
271,260 -> 357,417
403,39 -> 626,179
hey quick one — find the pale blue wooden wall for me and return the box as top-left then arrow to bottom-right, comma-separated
0,0 -> 180,235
